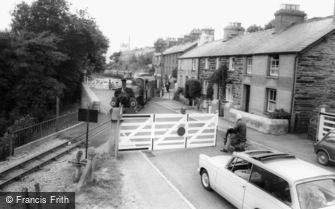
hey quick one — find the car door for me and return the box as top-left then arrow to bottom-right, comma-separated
243,165 -> 292,209
215,157 -> 250,209
322,133 -> 335,161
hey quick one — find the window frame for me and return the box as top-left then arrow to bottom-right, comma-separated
204,58 -> 209,70
269,55 -> 280,76
246,56 -> 252,75
226,84 -> 233,102
192,59 -> 198,72
216,58 -> 220,69
249,165 -> 292,206
202,80 -> 209,95
229,57 -> 235,71
267,88 -> 277,113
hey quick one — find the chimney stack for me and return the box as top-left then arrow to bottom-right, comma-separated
274,4 -> 306,33
198,28 -> 215,46
223,22 -> 245,40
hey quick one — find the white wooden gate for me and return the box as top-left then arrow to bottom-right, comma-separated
87,77 -> 121,89
119,113 -> 218,150
318,107 -> 335,141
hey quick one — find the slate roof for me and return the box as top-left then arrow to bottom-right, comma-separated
180,16 -> 335,59
163,41 -> 198,55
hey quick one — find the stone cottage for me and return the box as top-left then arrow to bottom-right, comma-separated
179,4 -> 335,135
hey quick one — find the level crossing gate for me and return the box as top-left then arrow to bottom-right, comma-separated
118,113 -> 218,151
87,77 -> 121,89
318,107 -> 335,141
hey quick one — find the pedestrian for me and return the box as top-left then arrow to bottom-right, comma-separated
221,113 -> 247,152
165,81 -> 170,93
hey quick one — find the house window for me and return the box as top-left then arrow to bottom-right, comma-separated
226,85 -> 233,102
205,58 -> 209,69
229,57 -> 235,71
246,57 -> 252,74
267,88 -> 277,112
202,80 -> 209,95
269,55 -> 279,76
216,58 -> 220,69
192,59 -> 198,71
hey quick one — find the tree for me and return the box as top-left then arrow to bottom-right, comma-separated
206,84 -> 214,100
11,0 -> 109,104
264,19 -> 275,30
0,0 -> 109,136
154,38 -> 167,53
185,79 -> 202,106
247,24 -> 263,33
209,65 -> 229,102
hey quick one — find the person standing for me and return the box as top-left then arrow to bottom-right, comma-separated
165,81 -> 170,93
221,114 -> 247,152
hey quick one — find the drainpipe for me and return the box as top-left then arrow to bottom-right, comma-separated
290,54 -> 299,132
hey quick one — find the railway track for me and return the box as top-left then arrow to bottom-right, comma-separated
0,119 -> 111,190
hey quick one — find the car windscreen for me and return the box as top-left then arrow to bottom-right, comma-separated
296,178 -> 335,209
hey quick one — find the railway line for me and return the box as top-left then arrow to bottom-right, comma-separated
0,119 -> 111,190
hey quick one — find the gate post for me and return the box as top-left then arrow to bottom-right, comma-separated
317,107 -> 326,141
110,107 -> 122,158
151,114 -> 155,150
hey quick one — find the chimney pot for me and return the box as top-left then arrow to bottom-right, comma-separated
274,4 -> 306,33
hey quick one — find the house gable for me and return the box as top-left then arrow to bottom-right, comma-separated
294,31 -> 335,134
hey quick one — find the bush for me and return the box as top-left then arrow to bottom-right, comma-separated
173,87 -> 184,100
206,84 -> 213,100
185,79 -> 201,99
266,109 -> 290,119
185,79 -> 202,106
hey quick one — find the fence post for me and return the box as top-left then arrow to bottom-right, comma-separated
317,107 -> 326,141
34,183 -> 42,209
185,114 -> 189,149
22,187 -> 30,209
39,124 -> 43,139
56,96 -> 60,132
151,114 -> 155,150
111,107 -> 122,158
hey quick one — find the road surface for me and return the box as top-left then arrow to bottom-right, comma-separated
90,89 -> 335,209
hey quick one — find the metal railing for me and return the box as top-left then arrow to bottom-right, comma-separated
11,111 -> 79,148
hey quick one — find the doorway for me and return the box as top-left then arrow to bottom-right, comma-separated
243,85 -> 250,112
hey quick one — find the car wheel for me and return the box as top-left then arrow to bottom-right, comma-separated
201,169 -> 211,191
317,151 -> 329,165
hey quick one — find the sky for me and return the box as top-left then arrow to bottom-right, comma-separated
1,0 -> 334,57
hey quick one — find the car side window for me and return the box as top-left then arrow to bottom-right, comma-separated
249,165 -> 291,205
227,157 -> 252,181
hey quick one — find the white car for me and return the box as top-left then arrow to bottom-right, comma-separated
198,150 -> 335,209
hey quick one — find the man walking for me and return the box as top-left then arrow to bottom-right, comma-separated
221,114 -> 247,152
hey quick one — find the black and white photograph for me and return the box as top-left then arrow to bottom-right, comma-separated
1,0 -> 335,208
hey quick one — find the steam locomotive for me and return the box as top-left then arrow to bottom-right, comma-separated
110,76 -> 155,113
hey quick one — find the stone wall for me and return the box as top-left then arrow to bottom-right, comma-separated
198,56 -> 243,108
294,32 -> 335,135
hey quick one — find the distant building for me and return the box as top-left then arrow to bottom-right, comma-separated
177,28 -> 215,89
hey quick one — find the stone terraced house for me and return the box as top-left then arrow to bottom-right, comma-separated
179,4 -> 335,135
162,41 -> 198,85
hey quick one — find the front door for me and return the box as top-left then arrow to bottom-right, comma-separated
243,85 -> 250,112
